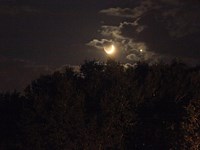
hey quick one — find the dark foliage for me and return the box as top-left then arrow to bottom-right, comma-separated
0,60 -> 200,150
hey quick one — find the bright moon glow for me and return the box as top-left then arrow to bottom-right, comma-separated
104,45 -> 115,55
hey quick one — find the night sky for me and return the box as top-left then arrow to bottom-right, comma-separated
0,0 -> 200,91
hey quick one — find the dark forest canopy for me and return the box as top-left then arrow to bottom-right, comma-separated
0,60 -> 200,150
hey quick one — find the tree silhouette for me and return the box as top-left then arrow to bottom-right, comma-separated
0,59 -> 200,149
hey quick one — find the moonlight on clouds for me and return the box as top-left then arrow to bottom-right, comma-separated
104,45 -> 116,55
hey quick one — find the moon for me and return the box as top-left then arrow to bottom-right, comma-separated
104,45 -> 115,55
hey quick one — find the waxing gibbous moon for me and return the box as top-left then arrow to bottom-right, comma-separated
104,45 -> 115,55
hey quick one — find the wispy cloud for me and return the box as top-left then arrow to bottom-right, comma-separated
88,0 -> 200,63
100,7 -> 135,18
87,20 -> 155,62
100,0 -> 156,19
86,39 -> 113,50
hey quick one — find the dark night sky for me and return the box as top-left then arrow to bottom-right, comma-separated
0,0 -> 200,91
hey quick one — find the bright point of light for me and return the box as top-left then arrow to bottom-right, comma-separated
140,49 -> 143,52
104,44 -> 116,55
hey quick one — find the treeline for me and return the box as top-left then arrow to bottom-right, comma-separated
0,60 -> 200,150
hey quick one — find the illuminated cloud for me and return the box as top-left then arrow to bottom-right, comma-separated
100,0 -> 155,19
88,0 -> 200,63
126,54 -> 140,61
100,0 -> 200,39
87,20 -> 154,62
86,39 -> 113,50
100,7 -> 135,18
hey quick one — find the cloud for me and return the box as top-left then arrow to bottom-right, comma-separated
88,0 -> 200,64
87,20 -> 154,62
100,0 -> 200,39
100,7 -> 135,18
126,54 -> 140,61
86,39 -> 113,49
100,1 -> 156,19
134,0 -> 200,60
100,25 -> 124,39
